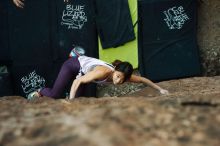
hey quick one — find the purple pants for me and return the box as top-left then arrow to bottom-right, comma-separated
40,57 -> 83,98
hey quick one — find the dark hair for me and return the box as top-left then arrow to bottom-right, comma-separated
112,60 -> 134,82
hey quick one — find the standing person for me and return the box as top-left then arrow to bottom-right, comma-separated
12,0 -> 68,8
13,0 -> 24,8
28,46 -> 169,100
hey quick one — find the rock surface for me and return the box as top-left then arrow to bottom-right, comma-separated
0,76 -> 220,146
197,0 -> 220,75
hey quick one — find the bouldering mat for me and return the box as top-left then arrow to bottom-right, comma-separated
98,0 -> 138,68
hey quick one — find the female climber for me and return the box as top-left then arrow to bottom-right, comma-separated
28,46 -> 169,100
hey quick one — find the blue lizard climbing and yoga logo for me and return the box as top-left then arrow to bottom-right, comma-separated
61,4 -> 88,29
21,71 -> 45,96
163,6 -> 190,30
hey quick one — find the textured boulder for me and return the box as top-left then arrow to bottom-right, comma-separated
0,76 -> 220,146
197,0 -> 220,75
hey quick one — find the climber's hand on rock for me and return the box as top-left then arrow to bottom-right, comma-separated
159,89 -> 169,95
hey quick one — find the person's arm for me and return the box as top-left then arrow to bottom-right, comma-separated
13,0 -> 68,8
13,0 -> 25,8
128,75 -> 169,95
69,69 -> 111,99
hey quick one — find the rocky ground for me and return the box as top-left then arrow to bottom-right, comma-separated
0,76 -> 220,146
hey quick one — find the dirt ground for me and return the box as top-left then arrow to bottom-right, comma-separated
0,76 -> 220,146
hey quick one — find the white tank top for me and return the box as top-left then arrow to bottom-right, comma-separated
76,56 -> 114,83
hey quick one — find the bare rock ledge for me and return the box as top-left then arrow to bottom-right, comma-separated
0,76 -> 220,146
